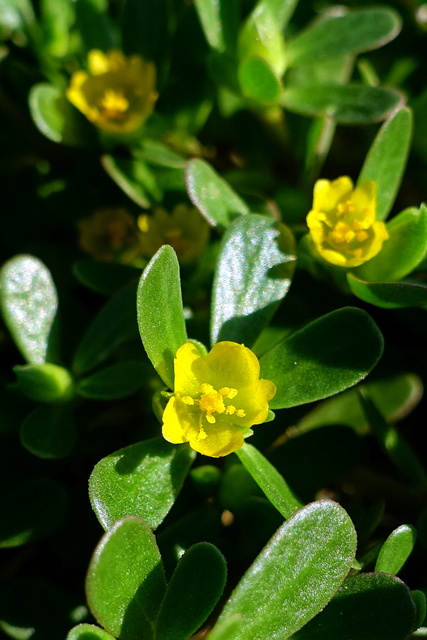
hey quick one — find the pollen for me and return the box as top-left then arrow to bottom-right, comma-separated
99,89 -> 129,120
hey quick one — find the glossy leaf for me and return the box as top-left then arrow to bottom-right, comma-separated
236,443 -> 302,519
347,274 -> 427,309
155,543 -> 227,640
14,363 -> 74,403
298,373 -> 423,434
0,254 -> 58,365
282,85 -> 403,124
67,624 -> 116,640
73,261 -> 141,296
73,280 -> 139,376
291,573 -> 416,640
375,524 -> 417,575
186,159 -> 249,228
208,616 -> 242,640
77,361 -> 148,400
21,406 -> 77,459
357,107 -> 413,220
211,214 -> 296,346
253,0 -> 299,31
238,57 -> 282,104
102,154 -> 161,208
89,436 -> 195,530
358,391 -> 427,487
0,478 -> 66,548
120,0 -> 167,64
260,307 -> 384,410
193,0 -> 238,53
86,516 -> 166,640
137,246 -> 187,389
286,8 -> 401,67
238,3 -> 286,76
41,0 -> 74,57
355,205 -> 427,282
217,500 -> 357,639
29,83 -> 90,146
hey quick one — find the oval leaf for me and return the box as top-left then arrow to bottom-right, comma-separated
86,516 -> 167,640
286,8 -> 401,67
355,205 -> 427,282
375,524 -> 417,575
137,246 -> 187,389
185,159 -> 249,228
77,361 -> 148,400
29,83 -> 91,146
193,0 -> 238,53
21,406 -> 77,459
291,573 -> 416,640
156,543 -> 227,640
89,436 -> 195,530
347,274 -> 427,309
217,500 -> 357,640
357,107 -> 413,220
0,254 -> 58,365
238,57 -> 282,104
73,280 -> 139,376
67,624 -> 116,640
211,214 -> 296,346
282,85 -> 403,124
102,154 -> 161,208
236,443 -> 302,519
260,307 -> 384,409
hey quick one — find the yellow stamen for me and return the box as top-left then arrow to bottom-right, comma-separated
182,396 -> 194,405
236,409 -> 246,418
99,89 -> 129,120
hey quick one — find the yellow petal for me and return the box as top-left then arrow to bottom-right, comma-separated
206,342 -> 261,389
188,420 -> 245,457
234,379 -> 277,427
162,397 -> 191,444
174,342 -> 208,396
88,50 -> 110,75
313,176 -> 353,212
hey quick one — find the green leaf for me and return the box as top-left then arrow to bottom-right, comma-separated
21,406 -> 77,459
66,624 -> 116,640
282,85 -> 403,124
238,57 -> 282,104
236,443 -> 302,518
286,8 -> 401,67
211,214 -> 296,346
14,363 -> 74,403
291,573 -> 416,640
358,391 -> 427,487
73,261 -> 141,296
251,0 -> 299,32
217,500 -> 357,639
86,516 -> 167,640
73,280 -> 139,376
137,140 -> 186,169
120,0 -> 167,64
0,478 -> 66,548
208,616 -> 242,640
185,159 -> 249,228
89,437 -> 195,531
347,274 -> 427,309
260,307 -> 384,410
29,83 -> 91,146
297,373 -> 423,434
238,3 -> 286,76
375,524 -> 417,575
412,591 -> 427,630
355,205 -> 427,282
0,254 -> 58,365
102,154 -> 161,208
357,107 -> 413,220
77,361 -> 148,400
41,0 -> 74,57
155,543 -> 227,640
193,0 -> 238,53
137,246 -> 187,389
74,0 -> 116,53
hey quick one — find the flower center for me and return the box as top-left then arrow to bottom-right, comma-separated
182,383 -> 246,424
99,89 -> 129,121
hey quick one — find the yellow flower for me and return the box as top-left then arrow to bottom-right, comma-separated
306,177 -> 389,268
162,342 -> 276,457
138,204 -> 210,264
66,49 -> 158,133
78,207 -> 143,263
